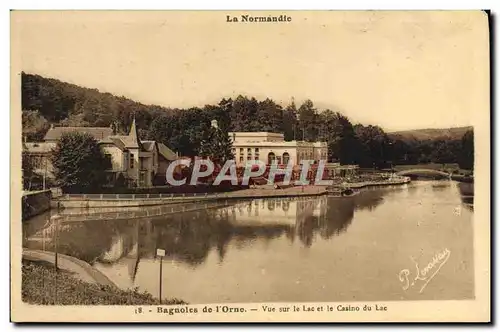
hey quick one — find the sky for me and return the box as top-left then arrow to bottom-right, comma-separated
11,10 -> 489,131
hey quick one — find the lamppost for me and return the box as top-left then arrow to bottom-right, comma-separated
388,141 -> 394,174
51,214 -> 62,271
156,248 -> 165,304
51,214 -> 62,304
43,158 -> 47,190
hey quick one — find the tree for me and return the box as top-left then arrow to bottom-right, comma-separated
297,99 -> 317,141
459,129 -> 474,170
199,121 -> 235,166
320,111 -> 359,164
429,140 -> 456,167
353,124 -> 389,168
230,95 -> 258,131
283,99 -> 298,141
22,150 -> 36,190
256,98 -> 283,133
51,132 -> 109,192
22,110 -> 50,142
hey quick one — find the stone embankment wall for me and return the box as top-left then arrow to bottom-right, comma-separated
22,190 -> 52,221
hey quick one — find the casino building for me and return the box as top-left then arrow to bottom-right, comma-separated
228,131 -> 328,166
227,130 -> 359,179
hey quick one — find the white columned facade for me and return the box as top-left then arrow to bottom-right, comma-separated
228,132 -> 328,167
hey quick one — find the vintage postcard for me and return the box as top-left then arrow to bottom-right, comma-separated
10,10 -> 490,323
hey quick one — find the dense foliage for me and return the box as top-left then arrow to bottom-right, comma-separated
22,72 -> 474,171
458,129 -> 474,170
51,132 -> 110,191
22,260 -> 185,305
22,149 -> 36,190
199,122 -> 235,165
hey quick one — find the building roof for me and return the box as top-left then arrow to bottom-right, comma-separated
113,135 -> 144,150
97,119 -> 144,150
43,121 -> 178,160
157,143 -> 178,161
126,118 -> 141,148
99,136 -> 128,150
44,126 -> 113,141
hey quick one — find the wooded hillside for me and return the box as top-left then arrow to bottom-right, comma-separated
21,72 -> 474,170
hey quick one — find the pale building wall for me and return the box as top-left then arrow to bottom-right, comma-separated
138,152 -> 155,187
126,148 -> 140,183
229,132 -> 329,167
232,143 -> 328,166
101,145 -> 126,171
313,143 -> 328,161
152,147 -> 158,174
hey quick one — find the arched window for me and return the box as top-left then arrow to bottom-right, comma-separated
282,152 -> 290,165
268,152 -> 276,165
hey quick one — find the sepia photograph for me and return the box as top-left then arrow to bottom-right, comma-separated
10,10 -> 490,323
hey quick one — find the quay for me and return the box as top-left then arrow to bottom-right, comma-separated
52,185 -> 327,209
50,176 -> 411,212
22,248 -> 117,288
343,176 -> 411,189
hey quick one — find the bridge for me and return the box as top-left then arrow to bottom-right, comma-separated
395,169 -> 451,178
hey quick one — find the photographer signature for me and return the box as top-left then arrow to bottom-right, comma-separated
398,248 -> 451,293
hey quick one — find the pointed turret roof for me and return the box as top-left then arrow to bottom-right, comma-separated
127,116 -> 141,148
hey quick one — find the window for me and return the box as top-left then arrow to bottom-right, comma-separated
267,152 -> 276,165
247,148 -> 252,154
282,152 -> 290,165
104,154 -> 112,169
240,156 -> 244,163
239,148 -> 244,155
130,153 -> 134,169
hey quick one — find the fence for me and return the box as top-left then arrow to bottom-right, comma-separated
60,192 -> 238,200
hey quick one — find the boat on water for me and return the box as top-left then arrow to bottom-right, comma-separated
326,187 -> 359,198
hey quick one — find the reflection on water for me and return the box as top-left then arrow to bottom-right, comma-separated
23,181 -> 474,303
24,193 -> 369,266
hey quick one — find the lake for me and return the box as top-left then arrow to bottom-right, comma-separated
23,180 -> 474,304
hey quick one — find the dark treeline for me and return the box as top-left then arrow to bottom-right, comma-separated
21,72 -> 474,170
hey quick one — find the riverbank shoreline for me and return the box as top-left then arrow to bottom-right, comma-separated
22,248 -> 117,288
21,259 -> 185,305
52,177 -> 412,209
344,176 -> 411,189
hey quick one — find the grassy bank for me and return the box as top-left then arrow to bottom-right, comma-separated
22,260 -> 185,305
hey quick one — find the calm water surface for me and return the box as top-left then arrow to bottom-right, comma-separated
23,181 -> 474,304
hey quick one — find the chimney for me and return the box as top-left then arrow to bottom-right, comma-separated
110,122 -> 117,135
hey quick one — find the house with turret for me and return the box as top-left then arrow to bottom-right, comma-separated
24,119 -> 178,188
